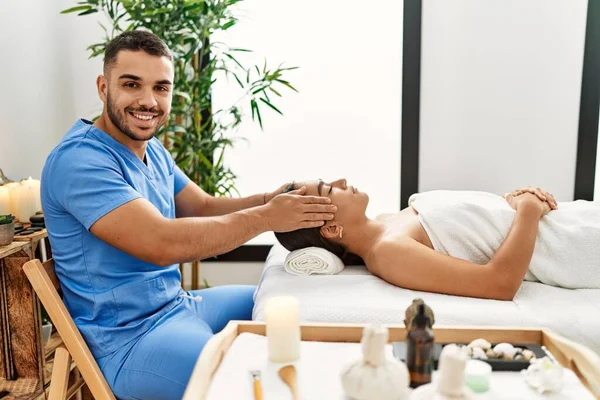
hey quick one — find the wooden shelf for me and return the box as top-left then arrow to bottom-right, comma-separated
13,230 -> 47,243
0,242 -> 28,260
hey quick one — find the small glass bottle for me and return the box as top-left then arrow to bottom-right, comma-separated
406,303 -> 435,388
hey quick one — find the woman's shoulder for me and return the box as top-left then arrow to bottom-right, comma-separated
375,213 -> 396,221
366,235 -> 416,269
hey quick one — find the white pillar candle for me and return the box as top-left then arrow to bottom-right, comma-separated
3,182 -> 19,216
12,183 -> 38,223
0,186 -> 10,215
265,296 -> 301,363
21,177 -> 41,213
438,344 -> 468,397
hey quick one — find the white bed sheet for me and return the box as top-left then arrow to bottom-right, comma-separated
253,244 -> 600,355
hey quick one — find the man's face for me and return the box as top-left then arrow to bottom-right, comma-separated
102,50 -> 174,141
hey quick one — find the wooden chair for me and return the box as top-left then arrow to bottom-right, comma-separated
22,259 -> 116,400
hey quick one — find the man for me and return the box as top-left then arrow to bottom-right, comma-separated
41,30 -> 336,399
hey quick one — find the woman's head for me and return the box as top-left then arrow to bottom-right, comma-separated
274,178 -> 367,265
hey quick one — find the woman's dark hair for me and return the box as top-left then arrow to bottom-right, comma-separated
104,30 -> 172,74
273,183 -> 364,265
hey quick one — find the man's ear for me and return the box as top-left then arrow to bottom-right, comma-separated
97,75 -> 108,103
320,222 -> 342,239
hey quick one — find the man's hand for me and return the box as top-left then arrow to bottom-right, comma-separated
260,186 -> 337,232
504,192 -> 552,218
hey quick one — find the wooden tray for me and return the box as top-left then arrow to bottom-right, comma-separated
183,322 -> 600,400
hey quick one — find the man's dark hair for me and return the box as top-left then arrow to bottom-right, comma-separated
104,30 -> 172,74
274,184 -> 364,265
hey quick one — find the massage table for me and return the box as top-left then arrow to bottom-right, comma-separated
252,244 -> 600,355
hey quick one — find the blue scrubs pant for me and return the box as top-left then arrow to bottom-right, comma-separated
97,285 -> 255,400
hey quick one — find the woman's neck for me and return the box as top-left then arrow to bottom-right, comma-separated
340,217 -> 386,260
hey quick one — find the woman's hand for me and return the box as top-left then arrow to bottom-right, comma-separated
511,186 -> 558,210
504,191 -> 552,217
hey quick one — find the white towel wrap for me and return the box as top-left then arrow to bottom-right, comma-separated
409,190 -> 600,289
284,247 -> 345,276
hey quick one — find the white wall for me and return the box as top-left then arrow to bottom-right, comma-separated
0,0 -> 105,182
212,0 -> 403,244
419,0 -> 588,201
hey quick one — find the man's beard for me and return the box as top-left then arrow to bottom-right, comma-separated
106,92 -> 163,141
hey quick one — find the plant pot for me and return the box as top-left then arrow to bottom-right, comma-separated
0,222 -> 14,246
42,323 -> 53,344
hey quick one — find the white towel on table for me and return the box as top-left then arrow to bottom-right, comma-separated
409,190 -> 600,289
284,247 -> 345,276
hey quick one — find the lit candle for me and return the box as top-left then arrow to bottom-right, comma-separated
3,182 -> 19,216
12,183 -> 38,223
0,186 -> 10,215
21,177 -> 41,213
265,296 -> 301,362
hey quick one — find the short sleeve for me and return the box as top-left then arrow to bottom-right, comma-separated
174,164 -> 190,195
49,141 -> 142,230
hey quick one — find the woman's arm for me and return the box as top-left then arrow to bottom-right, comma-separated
368,194 -> 546,300
485,199 -> 544,297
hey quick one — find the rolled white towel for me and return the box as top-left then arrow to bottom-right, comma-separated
284,247 -> 345,276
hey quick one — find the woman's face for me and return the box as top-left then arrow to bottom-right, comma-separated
295,178 -> 369,223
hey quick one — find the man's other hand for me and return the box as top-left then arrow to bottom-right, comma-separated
261,186 -> 337,232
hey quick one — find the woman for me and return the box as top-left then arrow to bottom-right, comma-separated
275,179 -> 600,300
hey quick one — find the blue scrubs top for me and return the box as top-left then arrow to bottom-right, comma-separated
41,119 -> 190,358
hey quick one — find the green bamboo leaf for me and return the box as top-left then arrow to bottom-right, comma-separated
223,53 -> 244,70
275,79 -> 298,92
259,98 -> 282,115
230,48 -> 251,52
61,5 -> 92,14
174,91 -> 192,102
89,48 -> 104,58
232,72 -> 244,89
79,8 -> 99,16
254,102 -> 263,129
269,87 -> 282,97
197,151 -> 214,169
250,99 -> 257,120
222,20 -> 236,30
182,3 -> 204,12
142,7 -> 171,16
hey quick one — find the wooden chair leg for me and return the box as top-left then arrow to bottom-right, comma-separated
74,370 -> 83,400
49,346 -> 71,400
179,263 -> 185,289
192,260 -> 200,290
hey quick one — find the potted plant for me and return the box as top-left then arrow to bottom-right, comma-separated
0,214 -> 15,246
62,0 -> 297,196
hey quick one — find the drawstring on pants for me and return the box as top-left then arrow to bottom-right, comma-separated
179,293 -> 202,302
